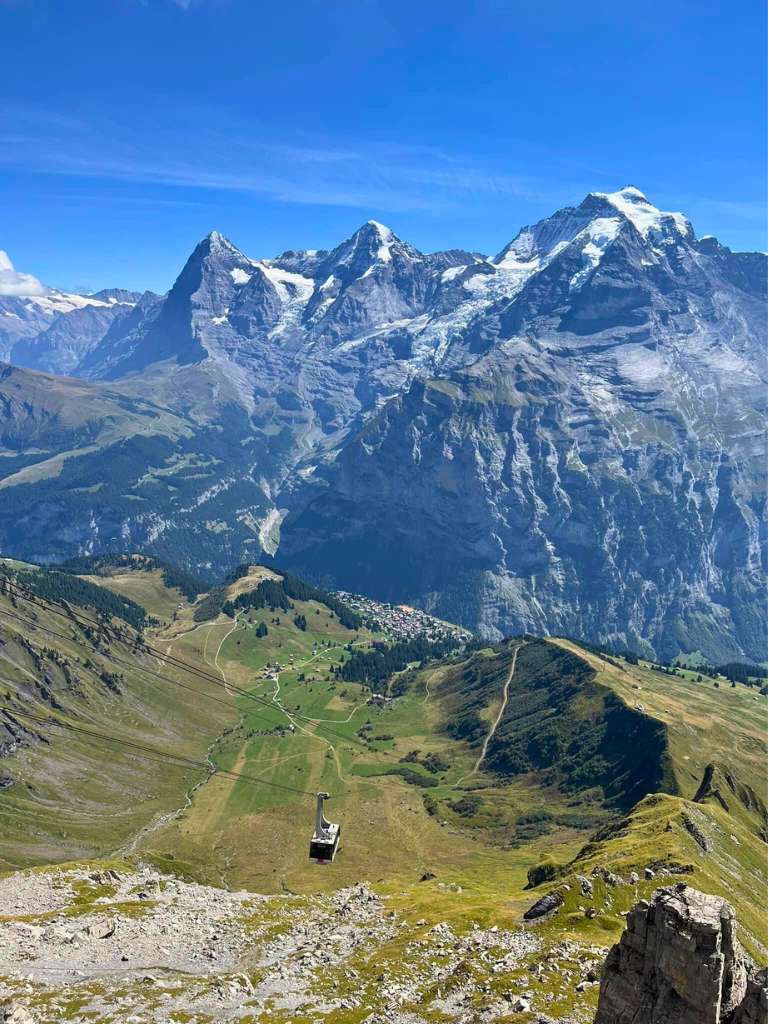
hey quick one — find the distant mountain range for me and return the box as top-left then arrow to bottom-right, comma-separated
1,186 -> 765,661
0,249 -> 146,375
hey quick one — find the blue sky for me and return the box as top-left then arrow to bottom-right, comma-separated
1,0 -> 766,293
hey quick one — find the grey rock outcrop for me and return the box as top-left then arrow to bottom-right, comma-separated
523,891 -> 564,921
594,884 -> 767,1024
728,970 -> 768,1024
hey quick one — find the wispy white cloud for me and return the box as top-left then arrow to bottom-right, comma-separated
5,108 -> 762,251
0,108 -> 574,216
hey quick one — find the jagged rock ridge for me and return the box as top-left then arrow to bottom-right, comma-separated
595,884 -> 768,1023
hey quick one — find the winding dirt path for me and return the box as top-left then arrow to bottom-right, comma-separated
116,741 -> 217,856
153,617 -> 217,668
263,638 -> 371,786
211,615 -> 242,695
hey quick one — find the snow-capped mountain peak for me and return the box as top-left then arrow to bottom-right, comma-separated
1,194 -> 766,665
592,185 -> 692,240
197,230 -> 249,263
206,229 -> 234,248
365,219 -> 393,238
363,220 -> 395,265
347,220 -> 398,260
328,220 -> 421,270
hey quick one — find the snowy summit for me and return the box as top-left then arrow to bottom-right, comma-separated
592,186 -> 692,239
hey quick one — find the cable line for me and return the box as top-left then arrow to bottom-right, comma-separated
0,575 -> 369,745
3,708 -> 319,799
0,601 -> 364,752
0,605 -> 284,728
0,579 -> 369,750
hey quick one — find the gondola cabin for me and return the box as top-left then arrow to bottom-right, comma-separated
309,791 -> 341,864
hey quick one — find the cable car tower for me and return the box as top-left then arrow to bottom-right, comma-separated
309,791 -> 340,864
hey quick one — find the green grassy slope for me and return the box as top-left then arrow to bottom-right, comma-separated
439,639 -> 677,809
0,563 -> 765,1024
0,573 -> 236,869
510,639 -> 768,961
0,560 -> 389,880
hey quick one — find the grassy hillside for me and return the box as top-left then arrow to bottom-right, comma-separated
439,639 -> 677,810
512,639 -> 768,962
0,559 -> 373,865
0,564 -> 239,869
0,562 -> 765,1022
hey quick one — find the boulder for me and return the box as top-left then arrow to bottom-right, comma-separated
577,875 -> 594,899
594,884 -> 766,1023
1,1005 -> 36,1024
87,917 -> 115,939
523,891 -> 564,921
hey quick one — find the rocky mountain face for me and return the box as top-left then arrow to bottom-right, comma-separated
595,884 -> 768,1023
277,191 -> 767,660
0,188 -> 765,660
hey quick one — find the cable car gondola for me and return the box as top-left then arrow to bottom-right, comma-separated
309,791 -> 340,864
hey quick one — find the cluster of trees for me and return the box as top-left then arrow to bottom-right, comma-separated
57,553 -> 208,601
399,749 -> 450,774
277,571 -> 362,630
568,637 -> 767,691
450,794 -> 483,818
384,765 -> 439,788
220,569 -> 362,631
446,708 -> 487,745
711,661 -> 767,684
664,660 -> 767,689
336,635 -> 461,692
8,569 -> 149,630
225,564 -> 251,583
193,585 -> 227,622
223,578 -> 292,617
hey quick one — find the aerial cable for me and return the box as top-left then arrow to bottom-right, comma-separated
0,583 -> 369,750
1,584 -> 519,860
0,605 -> 285,728
0,602 -> 364,753
3,708 -> 320,799
0,576 -> 369,747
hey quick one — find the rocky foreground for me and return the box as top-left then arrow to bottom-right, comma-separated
0,864 -> 601,1023
0,866 -> 765,1023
